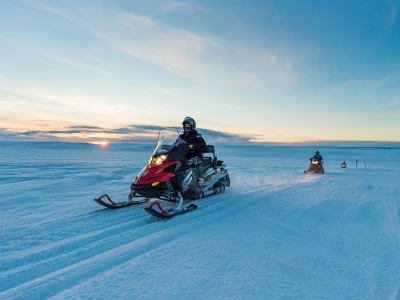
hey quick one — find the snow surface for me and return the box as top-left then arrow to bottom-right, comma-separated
0,142 -> 399,299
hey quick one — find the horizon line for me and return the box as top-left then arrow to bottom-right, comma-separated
1,139 -> 400,148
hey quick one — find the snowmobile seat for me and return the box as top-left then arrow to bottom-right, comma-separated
201,157 -> 213,166
205,145 -> 215,155
203,145 -> 219,169
198,157 -> 212,174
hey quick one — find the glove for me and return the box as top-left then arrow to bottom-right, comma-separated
188,144 -> 194,150
187,157 -> 196,166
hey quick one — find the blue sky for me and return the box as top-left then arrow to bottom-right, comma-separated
0,0 -> 399,143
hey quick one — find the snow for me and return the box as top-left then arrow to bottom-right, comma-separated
0,142 -> 399,299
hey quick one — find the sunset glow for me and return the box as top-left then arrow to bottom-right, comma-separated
91,141 -> 109,147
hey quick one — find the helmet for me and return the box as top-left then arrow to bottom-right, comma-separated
182,116 -> 196,128
182,116 -> 196,135
316,151 -> 320,155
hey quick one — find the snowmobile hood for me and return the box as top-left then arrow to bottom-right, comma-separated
133,161 -> 178,186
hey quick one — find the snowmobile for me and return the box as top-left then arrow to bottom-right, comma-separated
129,127 -> 230,218
304,159 -> 325,174
341,161 -> 347,168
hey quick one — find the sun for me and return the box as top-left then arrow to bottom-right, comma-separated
91,141 -> 109,146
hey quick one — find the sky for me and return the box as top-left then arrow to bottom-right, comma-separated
0,0 -> 399,144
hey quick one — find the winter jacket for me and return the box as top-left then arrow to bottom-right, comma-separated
179,129 -> 207,159
311,154 -> 323,162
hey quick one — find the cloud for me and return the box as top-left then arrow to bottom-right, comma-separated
0,129 -> 27,141
4,125 -> 399,147
0,32 -> 106,73
33,50 -> 106,73
22,0 -> 70,19
285,140 -> 400,147
387,1 -> 398,29
159,1 -> 205,13
376,110 -> 400,119
198,128 -> 253,144
68,125 -> 104,130
6,124 -> 165,142
0,123 -> 254,144
125,124 -> 165,132
24,1 -> 295,87
0,76 -> 159,125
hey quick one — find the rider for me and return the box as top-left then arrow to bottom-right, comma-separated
179,117 -> 207,160
310,151 -> 323,162
179,117 -> 207,185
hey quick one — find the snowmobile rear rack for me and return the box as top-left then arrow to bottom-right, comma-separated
94,194 -> 147,209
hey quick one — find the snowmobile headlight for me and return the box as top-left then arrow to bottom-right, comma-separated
312,160 -> 319,165
150,154 -> 168,167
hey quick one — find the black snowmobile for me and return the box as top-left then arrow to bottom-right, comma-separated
129,127 -> 230,218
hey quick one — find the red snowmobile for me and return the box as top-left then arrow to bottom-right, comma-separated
304,159 -> 325,174
129,127 -> 230,218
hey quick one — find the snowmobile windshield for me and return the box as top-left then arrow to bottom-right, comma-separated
152,127 -> 188,161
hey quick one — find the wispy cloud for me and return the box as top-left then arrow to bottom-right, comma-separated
199,128 -> 253,144
69,125 -> 104,130
159,1 -> 205,13
0,129 -> 28,141
24,1 -> 295,87
376,110 -> 400,119
387,1 -> 398,30
33,50 -> 107,73
22,0 -> 71,19
0,33 -> 106,73
0,76 -> 159,125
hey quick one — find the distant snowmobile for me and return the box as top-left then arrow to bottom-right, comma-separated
341,161 -> 347,168
130,127 -> 230,218
304,159 -> 325,174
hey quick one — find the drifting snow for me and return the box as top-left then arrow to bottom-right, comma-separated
0,142 -> 399,299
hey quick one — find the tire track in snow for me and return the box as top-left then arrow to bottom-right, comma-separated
0,200 -> 150,255
0,208 -> 112,240
1,190 -> 232,275
0,194 -> 230,294
0,214 -> 152,274
0,182 -> 307,300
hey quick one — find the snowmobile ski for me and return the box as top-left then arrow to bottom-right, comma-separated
144,201 -> 198,218
94,194 -> 147,209
304,169 -> 325,174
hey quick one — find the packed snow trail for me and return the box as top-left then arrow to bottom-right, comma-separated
1,142 -> 399,299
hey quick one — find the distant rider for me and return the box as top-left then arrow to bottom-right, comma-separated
310,151 -> 323,162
